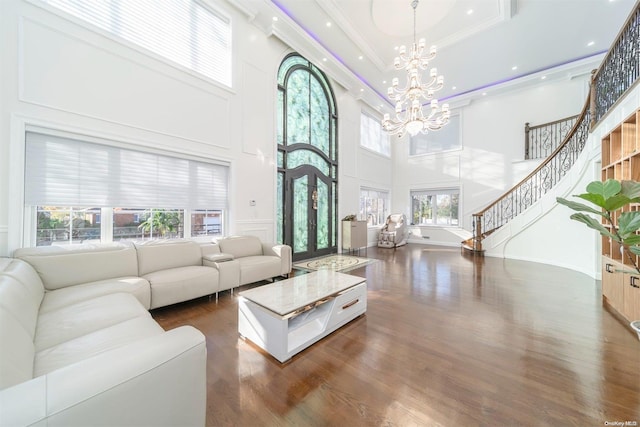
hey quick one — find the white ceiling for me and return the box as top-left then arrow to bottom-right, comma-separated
237,0 -> 636,113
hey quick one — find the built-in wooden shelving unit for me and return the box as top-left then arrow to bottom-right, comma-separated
601,110 -> 640,325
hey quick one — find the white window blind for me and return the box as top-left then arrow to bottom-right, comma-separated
42,0 -> 232,87
25,132 -> 229,209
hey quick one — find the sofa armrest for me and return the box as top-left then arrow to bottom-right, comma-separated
202,253 -> 234,263
261,243 -> 292,277
0,326 -> 206,427
203,258 -> 239,291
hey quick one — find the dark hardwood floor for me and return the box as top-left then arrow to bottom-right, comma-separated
152,244 -> 640,426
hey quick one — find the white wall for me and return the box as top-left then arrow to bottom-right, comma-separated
336,97 -> 393,247
0,0 -> 288,252
487,82 -> 640,279
0,0 -> 376,255
392,77 -> 589,246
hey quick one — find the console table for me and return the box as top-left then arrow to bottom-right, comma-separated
237,271 -> 367,363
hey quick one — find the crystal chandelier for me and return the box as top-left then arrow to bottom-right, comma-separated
382,0 -> 450,138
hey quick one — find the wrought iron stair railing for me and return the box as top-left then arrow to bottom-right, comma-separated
525,115 -> 579,160
466,1 -> 640,252
465,98 -> 591,251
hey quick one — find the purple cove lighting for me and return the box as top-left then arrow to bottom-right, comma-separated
440,50 -> 607,102
270,0 -> 391,105
271,0 -> 606,109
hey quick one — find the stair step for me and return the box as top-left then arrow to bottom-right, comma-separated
461,242 -> 484,254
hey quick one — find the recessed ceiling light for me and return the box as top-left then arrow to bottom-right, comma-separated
272,16 -> 278,22
360,88 -> 364,92
467,9 -> 473,15
322,58 -> 327,62
541,75 -> 547,80
383,80 -> 387,84
452,86 -> 457,90
482,92 -> 487,96
587,41 -> 595,47
512,65 -> 518,71
394,46 -> 399,51
358,55 -> 364,60
326,22 -> 332,27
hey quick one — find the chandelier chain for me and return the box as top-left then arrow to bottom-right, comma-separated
412,0 -> 418,44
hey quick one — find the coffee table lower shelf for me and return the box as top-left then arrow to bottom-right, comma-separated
238,282 -> 367,363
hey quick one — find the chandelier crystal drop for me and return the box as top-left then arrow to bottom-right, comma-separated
382,0 -> 450,138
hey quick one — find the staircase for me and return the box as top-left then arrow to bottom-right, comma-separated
464,2 -> 640,254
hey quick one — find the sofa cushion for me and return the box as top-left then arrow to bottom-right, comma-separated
40,277 -> 151,313
0,260 -> 44,339
237,255 -> 283,286
14,244 -> 139,290
1,258 -> 45,304
143,266 -> 218,309
34,316 -> 163,377
199,242 -> 221,257
0,309 -> 36,390
0,259 -> 44,390
217,236 -> 263,258
35,293 -> 150,352
135,240 -> 203,276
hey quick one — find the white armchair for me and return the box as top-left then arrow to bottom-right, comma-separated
377,213 -> 409,248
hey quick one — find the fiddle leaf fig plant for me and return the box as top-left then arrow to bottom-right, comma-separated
556,179 -> 640,274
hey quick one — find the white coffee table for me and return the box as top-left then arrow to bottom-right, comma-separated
238,270 -> 367,363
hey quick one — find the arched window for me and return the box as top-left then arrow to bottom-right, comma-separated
276,54 -> 338,260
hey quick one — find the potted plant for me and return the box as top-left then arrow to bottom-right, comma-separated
556,178 -> 640,339
557,179 -> 640,270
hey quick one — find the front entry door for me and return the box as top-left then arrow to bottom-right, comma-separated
285,167 -> 333,261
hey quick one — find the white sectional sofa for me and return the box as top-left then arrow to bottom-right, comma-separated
13,237 -> 292,308
0,256 -> 206,426
0,236 -> 292,426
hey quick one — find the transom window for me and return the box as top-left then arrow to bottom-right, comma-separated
41,0 -> 232,87
410,114 -> 461,155
410,189 -> 460,226
360,112 -> 390,156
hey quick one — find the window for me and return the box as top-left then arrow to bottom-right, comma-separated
114,208 -> 185,241
25,131 -> 228,246
410,189 -> 459,226
191,209 -> 223,236
360,188 -> 389,226
41,0 -> 232,87
113,208 -> 148,240
360,112 -> 390,156
36,206 -> 101,246
410,114 -> 461,155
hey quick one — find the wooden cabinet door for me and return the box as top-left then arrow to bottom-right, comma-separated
623,276 -> 640,320
602,259 -> 625,311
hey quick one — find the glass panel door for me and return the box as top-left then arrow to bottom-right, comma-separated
293,175 -> 309,254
